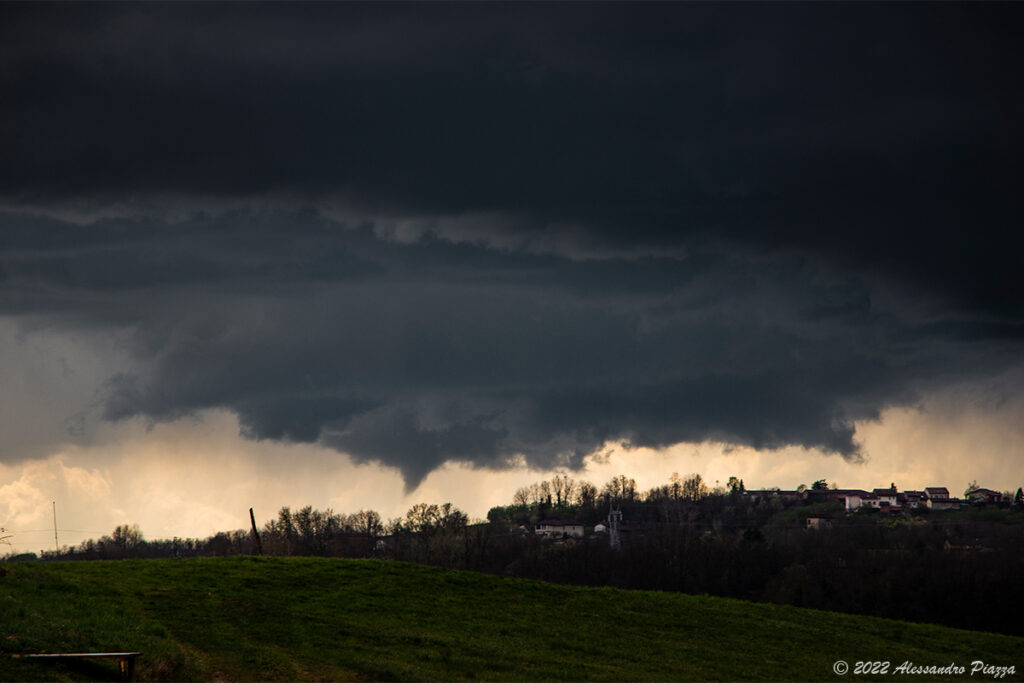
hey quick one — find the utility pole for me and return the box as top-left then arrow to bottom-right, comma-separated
249,507 -> 263,555
52,501 -> 58,551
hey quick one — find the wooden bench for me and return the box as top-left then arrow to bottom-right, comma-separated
14,651 -> 141,681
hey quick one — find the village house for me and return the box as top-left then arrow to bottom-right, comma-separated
827,489 -> 872,511
872,485 -> 900,509
921,487 -> 963,510
899,490 -> 926,508
534,519 -> 585,539
965,487 -> 1004,504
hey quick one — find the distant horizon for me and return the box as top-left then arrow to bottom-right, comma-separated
4,439 -> 1020,556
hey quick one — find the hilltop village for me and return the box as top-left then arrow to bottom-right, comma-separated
515,477 -> 1020,541
481,475 -> 1024,637
747,483 -> 1008,512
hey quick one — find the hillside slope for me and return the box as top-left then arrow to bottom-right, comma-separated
0,557 -> 1020,681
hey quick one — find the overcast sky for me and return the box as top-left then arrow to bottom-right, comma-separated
2,3 -> 1022,553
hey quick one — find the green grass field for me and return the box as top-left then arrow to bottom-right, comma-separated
0,557 -> 1020,681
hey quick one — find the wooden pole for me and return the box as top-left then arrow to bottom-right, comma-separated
52,501 -> 58,551
249,507 -> 263,555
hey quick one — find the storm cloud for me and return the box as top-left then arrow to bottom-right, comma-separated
1,3 -> 1022,487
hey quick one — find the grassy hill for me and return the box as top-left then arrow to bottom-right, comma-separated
0,557 -> 1020,681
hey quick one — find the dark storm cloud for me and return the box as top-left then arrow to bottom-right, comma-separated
5,207 -> 1019,488
1,3 -> 1022,485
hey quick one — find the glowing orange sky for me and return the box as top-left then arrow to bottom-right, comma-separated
3,382 -> 1021,555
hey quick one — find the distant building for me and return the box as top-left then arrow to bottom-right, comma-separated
872,485 -> 899,508
805,517 -> 832,530
966,488 -> 1004,504
900,490 -> 926,508
746,482 -> 980,513
745,489 -> 803,503
534,520 -> 584,539
831,489 -> 872,511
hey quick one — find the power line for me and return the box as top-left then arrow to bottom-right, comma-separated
4,529 -> 110,534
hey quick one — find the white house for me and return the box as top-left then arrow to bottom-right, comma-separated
834,489 -> 872,511
872,486 -> 900,508
534,519 -> 585,539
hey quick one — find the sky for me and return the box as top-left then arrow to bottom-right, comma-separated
1,3 -> 1023,554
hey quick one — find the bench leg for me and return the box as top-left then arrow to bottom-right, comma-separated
118,656 -> 136,682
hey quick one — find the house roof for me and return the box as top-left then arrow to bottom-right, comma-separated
968,488 -> 1002,496
925,487 -> 950,495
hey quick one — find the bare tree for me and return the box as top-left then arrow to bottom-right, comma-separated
680,473 -> 708,501
403,503 -> 441,534
576,481 -> 598,508
512,487 -> 530,506
438,502 -> 468,531
347,509 -> 383,538
111,523 -> 143,557
601,475 -> 638,504
538,480 -> 553,505
669,472 -> 683,500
